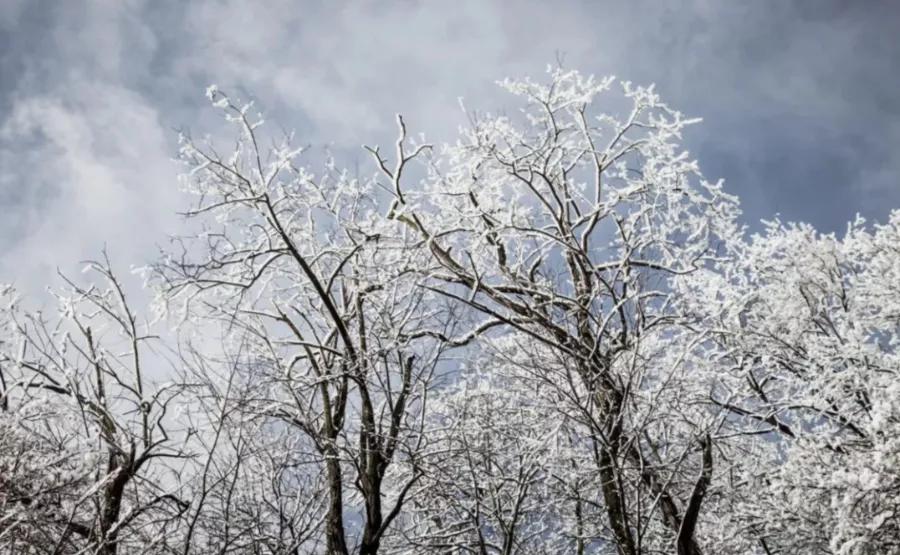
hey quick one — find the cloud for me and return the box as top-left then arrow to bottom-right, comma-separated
1,0 -> 898,298
0,79 -> 179,295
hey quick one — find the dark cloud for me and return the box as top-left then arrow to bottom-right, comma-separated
1,0 -> 898,290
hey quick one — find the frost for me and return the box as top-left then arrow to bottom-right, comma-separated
1,66 -> 898,555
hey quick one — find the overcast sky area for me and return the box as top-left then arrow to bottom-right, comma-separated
1,0 -> 899,299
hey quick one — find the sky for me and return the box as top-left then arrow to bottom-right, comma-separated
1,0 -> 899,298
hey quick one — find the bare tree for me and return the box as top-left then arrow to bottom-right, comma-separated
366,68 -> 740,554
151,88 -> 463,554
3,68 -> 899,555
390,366 -> 609,554
0,256 -> 189,554
172,335 -> 327,554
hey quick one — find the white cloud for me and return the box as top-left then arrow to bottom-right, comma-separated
0,80 -> 179,295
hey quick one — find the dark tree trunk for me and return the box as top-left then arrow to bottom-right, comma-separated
325,456 -> 349,555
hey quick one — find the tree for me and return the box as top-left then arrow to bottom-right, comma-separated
681,213 -> 900,554
2,67 -> 899,555
390,360 -> 611,554
0,256 -> 189,554
150,86 -> 465,554
365,68 -> 741,554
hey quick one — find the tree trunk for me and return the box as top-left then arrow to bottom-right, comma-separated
325,455 -> 349,555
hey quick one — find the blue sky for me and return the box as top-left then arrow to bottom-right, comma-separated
1,0 -> 898,294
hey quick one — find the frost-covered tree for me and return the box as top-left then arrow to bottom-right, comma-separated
2,67 -> 899,555
173,355 -> 327,554
150,87 -> 466,554
389,360 -> 611,555
0,257 -> 189,554
366,68 -> 742,554
682,212 -> 900,554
